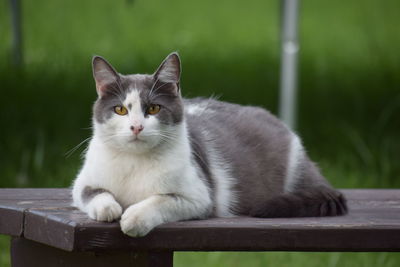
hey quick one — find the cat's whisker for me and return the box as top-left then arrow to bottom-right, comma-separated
142,130 -> 183,145
152,82 -> 168,95
80,145 -> 90,158
147,131 -> 179,140
146,129 -> 176,135
148,77 -> 160,99
157,134 -> 178,141
145,132 -> 178,141
81,126 -> 93,130
209,93 -> 222,101
114,75 -> 125,95
148,81 -> 169,100
101,133 -> 132,141
65,136 -> 92,158
107,85 -> 125,104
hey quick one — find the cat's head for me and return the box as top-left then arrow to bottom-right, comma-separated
92,52 -> 184,154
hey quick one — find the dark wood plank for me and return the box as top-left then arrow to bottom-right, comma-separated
1,189 -> 400,252
0,188 -> 70,200
27,211 -> 400,252
0,188 -> 70,236
341,189 -> 400,201
24,207 -> 81,251
10,237 -> 173,267
0,198 -> 72,236
20,189 -> 400,252
0,206 -> 23,236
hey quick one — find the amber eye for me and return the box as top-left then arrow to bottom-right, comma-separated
114,106 -> 128,115
147,104 -> 161,115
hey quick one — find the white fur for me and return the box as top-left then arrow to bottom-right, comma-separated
124,90 -> 145,128
186,104 -> 207,115
73,103 -> 212,236
86,193 -> 122,222
186,98 -> 217,116
284,133 -> 304,192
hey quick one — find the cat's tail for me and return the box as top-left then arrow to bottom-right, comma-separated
249,186 -> 348,218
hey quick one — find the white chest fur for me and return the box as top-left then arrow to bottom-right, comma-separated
72,126 -> 209,211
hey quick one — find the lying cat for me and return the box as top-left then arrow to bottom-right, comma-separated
72,52 -> 347,237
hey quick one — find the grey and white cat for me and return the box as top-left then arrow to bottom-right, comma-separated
72,52 -> 347,237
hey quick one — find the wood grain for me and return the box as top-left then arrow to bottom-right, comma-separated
1,189 -> 399,252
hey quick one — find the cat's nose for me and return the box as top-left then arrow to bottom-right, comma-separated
130,125 -> 144,135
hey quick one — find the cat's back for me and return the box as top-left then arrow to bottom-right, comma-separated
184,97 -> 290,142
184,97 -> 293,214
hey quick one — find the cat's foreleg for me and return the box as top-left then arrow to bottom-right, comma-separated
120,193 -> 211,237
72,175 -> 123,222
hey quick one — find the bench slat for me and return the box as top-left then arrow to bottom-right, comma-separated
0,198 -> 72,236
0,188 -> 71,200
1,189 -> 399,252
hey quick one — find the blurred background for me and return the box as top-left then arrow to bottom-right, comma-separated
0,0 -> 399,266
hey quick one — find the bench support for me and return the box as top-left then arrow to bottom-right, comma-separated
10,237 -> 173,267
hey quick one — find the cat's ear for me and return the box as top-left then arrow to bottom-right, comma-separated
92,56 -> 120,97
154,52 -> 181,84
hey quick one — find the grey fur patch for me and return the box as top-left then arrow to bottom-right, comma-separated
187,124 -> 212,187
183,97 -> 346,217
154,52 -> 181,84
137,79 -> 183,125
184,98 -> 291,214
249,185 -> 348,217
186,120 -> 215,208
81,186 -> 112,204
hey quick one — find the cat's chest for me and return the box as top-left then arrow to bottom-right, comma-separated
88,151 -> 176,207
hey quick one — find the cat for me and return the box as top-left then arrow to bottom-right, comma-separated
72,52 -> 347,237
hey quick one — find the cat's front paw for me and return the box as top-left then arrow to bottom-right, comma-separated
120,204 -> 162,237
87,194 -> 122,222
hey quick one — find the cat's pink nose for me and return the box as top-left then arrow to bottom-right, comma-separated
130,125 -> 144,135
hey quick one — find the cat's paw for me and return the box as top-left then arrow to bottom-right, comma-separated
318,189 -> 348,216
87,193 -> 122,222
120,204 -> 162,237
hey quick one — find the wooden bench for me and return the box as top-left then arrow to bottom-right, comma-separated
1,189 -> 399,266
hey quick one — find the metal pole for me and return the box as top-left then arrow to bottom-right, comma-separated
279,0 -> 300,129
9,0 -> 23,66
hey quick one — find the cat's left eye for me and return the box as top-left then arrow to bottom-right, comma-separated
114,106 -> 128,115
147,104 -> 161,115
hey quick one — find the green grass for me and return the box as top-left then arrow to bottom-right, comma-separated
175,252 -> 400,267
0,236 -> 10,267
0,0 -> 399,266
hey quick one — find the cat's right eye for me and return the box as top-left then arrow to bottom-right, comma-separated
114,106 -> 128,116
